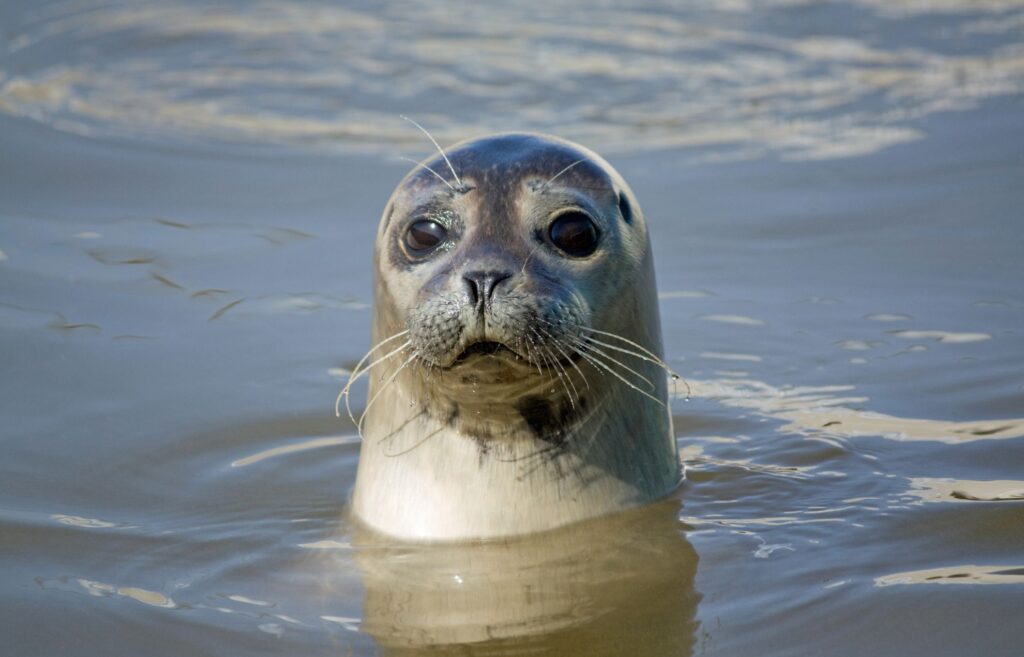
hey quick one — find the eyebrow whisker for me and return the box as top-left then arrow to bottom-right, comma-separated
398,156 -> 457,192
541,159 -> 586,191
401,116 -> 464,190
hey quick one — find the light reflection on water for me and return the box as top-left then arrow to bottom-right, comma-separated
2,0 -> 1024,160
1,0 -> 1024,655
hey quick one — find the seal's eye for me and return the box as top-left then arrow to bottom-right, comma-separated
549,212 -> 599,257
404,219 -> 447,254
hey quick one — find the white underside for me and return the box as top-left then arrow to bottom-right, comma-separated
352,382 -> 680,541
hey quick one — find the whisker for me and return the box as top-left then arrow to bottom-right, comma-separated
343,341 -> 413,426
674,372 -> 692,401
401,116 -> 464,190
536,325 -> 593,386
579,335 -> 672,371
572,344 -> 666,407
536,326 -> 591,392
571,324 -> 693,399
346,343 -> 413,425
580,336 -> 673,393
553,349 -> 582,410
526,328 -> 550,368
528,328 -> 573,405
342,330 -> 409,384
568,392 -> 613,462
398,157 -> 456,192
357,352 -> 419,437
578,326 -> 671,370
541,158 -> 586,191
569,337 -> 656,392
521,243 -> 541,276
335,331 -> 410,419
521,329 -> 545,378
383,425 -> 442,458
534,318 -> 670,398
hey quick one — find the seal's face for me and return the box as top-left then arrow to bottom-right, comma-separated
375,134 -> 649,408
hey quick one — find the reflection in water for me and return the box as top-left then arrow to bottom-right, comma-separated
50,514 -> 119,528
906,478 -> 1024,502
889,330 -> 992,344
876,565 -> 1024,586
37,576 -> 177,608
232,435 -> 358,467
687,378 -> 1024,444
348,500 -> 699,656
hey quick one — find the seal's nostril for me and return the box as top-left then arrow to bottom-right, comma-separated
463,270 -> 513,308
463,275 -> 479,306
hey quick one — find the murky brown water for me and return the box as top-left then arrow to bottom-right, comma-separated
2,1 -> 1023,655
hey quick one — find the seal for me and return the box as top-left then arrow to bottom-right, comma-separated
347,132 -> 681,541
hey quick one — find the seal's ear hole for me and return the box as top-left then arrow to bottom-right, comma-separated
617,192 -> 634,224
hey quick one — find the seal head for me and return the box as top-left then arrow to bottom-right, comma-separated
353,133 -> 680,540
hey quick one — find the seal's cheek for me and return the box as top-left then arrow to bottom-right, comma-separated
554,258 -> 634,323
377,251 -> 456,311
375,268 -> 424,322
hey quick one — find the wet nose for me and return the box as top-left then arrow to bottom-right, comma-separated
463,270 -> 513,309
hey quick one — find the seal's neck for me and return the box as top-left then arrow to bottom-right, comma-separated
351,360 -> 681,541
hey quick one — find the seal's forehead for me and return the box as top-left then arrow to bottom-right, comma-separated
441,133 -> 616,188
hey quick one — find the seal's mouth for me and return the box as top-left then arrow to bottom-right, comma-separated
453,340 -> 518,364
450,339 -> 583,369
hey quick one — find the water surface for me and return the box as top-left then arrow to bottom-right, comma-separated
2,1 -> 1023,655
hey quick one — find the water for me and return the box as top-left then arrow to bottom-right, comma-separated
1,1 -> 1023,655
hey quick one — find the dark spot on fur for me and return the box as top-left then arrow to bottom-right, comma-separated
515,394 -> 584,448
517,396 -> 555,439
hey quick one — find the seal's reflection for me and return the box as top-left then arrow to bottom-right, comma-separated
353,499 -> 700,656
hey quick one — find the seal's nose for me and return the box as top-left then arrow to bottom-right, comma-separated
463,270 -> 513,310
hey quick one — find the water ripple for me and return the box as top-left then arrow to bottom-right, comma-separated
1,0 -> 1022,159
